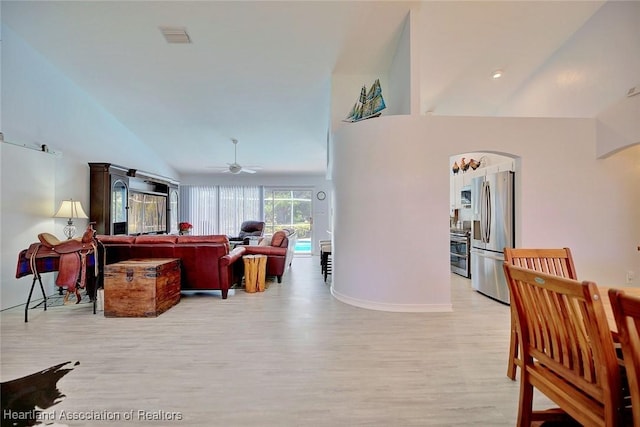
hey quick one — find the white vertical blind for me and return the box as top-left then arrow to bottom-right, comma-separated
179,185 -> 218,235
179,185 -> 260,236
218,186 -> 261,236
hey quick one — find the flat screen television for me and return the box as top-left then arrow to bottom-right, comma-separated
128,191 -> 167,234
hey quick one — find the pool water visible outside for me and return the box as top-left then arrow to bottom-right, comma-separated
294,239 -> 311,253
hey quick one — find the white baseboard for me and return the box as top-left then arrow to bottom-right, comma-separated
330,287 -> 453,313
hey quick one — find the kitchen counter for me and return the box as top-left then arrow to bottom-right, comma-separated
450,228 -> 470,236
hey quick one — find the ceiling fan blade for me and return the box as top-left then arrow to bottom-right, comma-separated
217,139 -> 261,174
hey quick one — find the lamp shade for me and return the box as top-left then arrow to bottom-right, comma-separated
54,200 -> 88,219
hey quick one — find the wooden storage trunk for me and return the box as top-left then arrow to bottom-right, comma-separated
104,258 -> 181,317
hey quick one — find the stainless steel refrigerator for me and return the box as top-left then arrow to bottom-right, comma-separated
471,170 -> 514,304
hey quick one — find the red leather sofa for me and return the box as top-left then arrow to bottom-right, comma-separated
96,234 -> 244,298
238,229 -> 297,283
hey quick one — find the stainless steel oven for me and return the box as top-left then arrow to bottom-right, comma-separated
450,231 -> 471,278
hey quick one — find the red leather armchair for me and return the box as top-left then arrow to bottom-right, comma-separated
239,229 -> 297,283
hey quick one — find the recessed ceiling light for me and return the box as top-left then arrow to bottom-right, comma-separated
492,69 -> 503,79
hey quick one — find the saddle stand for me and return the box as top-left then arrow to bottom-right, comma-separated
37,225 -> 97,304
20,224 -> 97,322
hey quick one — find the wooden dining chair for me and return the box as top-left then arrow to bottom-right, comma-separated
609,289 -> 640,427
504,248 -> 578,380
503,263 -> 624,427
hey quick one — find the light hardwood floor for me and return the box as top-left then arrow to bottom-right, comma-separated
1,256 -> 552,426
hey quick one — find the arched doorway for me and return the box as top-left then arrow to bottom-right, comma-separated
448,151 -> 519,304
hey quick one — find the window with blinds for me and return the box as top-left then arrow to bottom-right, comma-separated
179,185 -> 218,235
179,185 -> 261,236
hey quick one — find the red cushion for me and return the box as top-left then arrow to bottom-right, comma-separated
134,235 -> 178,244
96,235 -> 136,244
244,246 -> 286,256
176,235 -> 229,244
271,230 -> 287,247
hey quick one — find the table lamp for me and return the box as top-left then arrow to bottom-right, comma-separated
54,199 -> 88,239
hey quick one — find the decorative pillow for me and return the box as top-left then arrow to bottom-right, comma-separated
259,235 -> 272,246
270,230 -> 286,247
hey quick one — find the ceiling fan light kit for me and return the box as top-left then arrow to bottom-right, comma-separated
221,138 -> 259,174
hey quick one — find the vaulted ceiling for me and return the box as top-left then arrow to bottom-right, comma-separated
3,1 -> 638,176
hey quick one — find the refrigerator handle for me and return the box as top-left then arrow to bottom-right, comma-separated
480,181 -> 490,243
485,182 -> 491,243
479,182 -> 486,243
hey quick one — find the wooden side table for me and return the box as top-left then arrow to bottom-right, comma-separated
243,255 -> 267,293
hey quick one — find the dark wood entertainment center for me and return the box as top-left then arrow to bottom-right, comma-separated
88,163 -> 179,235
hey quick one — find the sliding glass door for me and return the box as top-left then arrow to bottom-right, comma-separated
263,188 -> 312,254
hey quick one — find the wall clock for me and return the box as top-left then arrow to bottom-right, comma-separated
316,191 -> 326,201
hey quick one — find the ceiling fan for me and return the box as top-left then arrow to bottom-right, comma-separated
221,138 -> 260,174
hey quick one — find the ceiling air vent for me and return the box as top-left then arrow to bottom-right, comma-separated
159,26 -> 191,44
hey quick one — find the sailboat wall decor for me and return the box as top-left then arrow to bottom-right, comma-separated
342,79 -> 386,123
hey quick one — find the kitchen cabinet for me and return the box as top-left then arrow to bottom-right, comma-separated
450,178 -> 455,212
450,174 -> 462,210
450,160 -> 514,213
461,172 -> 476,187
450,174 -> 472,210
498,160 -> 515,172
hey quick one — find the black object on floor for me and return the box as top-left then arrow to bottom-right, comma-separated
1,361 -> 79,427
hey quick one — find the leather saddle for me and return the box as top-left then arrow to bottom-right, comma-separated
35,224 -> 97,304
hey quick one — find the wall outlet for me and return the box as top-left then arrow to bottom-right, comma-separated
627,271 -> 635,283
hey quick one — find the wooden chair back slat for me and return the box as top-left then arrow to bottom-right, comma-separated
504,264 -> 623,426
504,248 -> 577,279
609,289 -> 640,427
504,248 -> 578,380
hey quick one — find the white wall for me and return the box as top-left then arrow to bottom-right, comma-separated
596,95 -> 640,157
0,143 -> 93,310
332,115 -> 639,312
387,12 -> 411,116
1,144 -> 56,309
332,115 -> 451,312
497,1 -> 640,118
